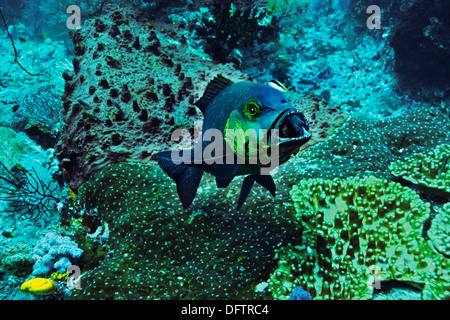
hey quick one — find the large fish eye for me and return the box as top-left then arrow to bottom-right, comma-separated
244,99 -> 261,119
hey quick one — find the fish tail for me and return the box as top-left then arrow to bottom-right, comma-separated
153,150 -> 203,209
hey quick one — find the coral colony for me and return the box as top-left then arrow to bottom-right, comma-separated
0,0 -> 449,303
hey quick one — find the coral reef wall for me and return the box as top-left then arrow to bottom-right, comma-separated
52,2 -> 351,300
4,0 -> 448,301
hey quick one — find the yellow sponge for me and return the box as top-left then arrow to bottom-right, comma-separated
21,278 -> 56,295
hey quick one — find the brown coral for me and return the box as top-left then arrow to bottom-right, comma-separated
286,92 -> 349,150
55,4 -> 248,191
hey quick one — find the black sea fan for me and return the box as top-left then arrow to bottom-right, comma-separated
0,161 -> 60,221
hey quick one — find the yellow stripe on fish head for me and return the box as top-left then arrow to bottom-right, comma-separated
224,99 -> 267,163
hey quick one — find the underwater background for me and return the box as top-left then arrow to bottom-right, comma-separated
0,0 -> 449,301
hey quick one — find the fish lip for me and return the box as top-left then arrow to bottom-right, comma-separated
269,109 -> 311,147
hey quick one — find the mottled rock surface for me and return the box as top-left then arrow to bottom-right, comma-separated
55,4 -> 249,191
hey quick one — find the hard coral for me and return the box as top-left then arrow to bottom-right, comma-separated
287,107 -> 450,181
428,203 -> 450,258
389,144 -> 450,199
73,162 -> 299,299
0,127 -> 26,169
12,85 -> 62,150
0,240 -> 34,277
269,176 -> 449,300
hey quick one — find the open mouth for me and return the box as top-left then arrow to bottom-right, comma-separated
270,109 -> 311,147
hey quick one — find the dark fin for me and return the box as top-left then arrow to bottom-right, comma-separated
236,174 -> 276,211
236,175 -> 256,211
216,176 -> 234,188
255,175 -> 276,197
154,150 -> 203,209
195,75 -> 233,115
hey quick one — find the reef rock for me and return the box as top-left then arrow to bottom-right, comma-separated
55,3 -> 248,191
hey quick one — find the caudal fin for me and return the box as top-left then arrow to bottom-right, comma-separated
153,151 -> 203,209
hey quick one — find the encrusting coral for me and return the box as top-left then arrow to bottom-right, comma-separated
389,144 -> 450,199
268,176 -> 450,300
72,162 -> 303,299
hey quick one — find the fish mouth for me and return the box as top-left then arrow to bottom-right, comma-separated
269,109 -> 311,149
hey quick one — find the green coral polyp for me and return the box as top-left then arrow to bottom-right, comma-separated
269,176 -> 449,300
389,144 -> 450,198
428,203 -> 450,257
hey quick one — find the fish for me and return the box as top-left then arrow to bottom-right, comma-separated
153,75 -> 311,211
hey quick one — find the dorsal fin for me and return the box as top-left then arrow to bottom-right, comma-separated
195,75 -> 233,115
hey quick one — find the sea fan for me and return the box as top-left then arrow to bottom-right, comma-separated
0,160 -> 60,221
13,85 -> 63,131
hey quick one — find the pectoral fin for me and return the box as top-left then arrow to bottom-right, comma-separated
236,174 -> 276,211
254,175 -> 276,197
216,176 -> 234,188
236,175 -> 256,212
